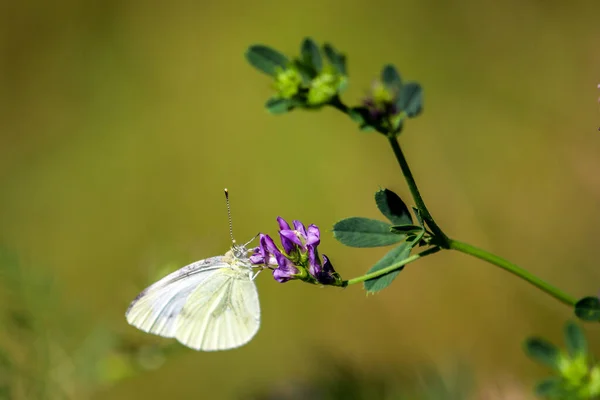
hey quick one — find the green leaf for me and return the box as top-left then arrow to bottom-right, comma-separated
332,217 -> 404,248
291,59 -> 316,83
301,38 -> 322,73
322,43 -> 346,75
524,338 -> 561,369
575,296 -> 600,321
363,242 -> 411,293
412,206 -> 424,228
564,321 -> 587,357
389,225 -> 423,234
245,45 -> 289,76
375,188 -> 412,225
381,64 -> 402,89
396,82 -> 423,117
265,97 -> 294,114
534,377 -> 563,397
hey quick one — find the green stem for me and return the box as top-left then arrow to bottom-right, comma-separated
344,246 -> 441,286
387,136 -> 450,247
449,239 -> 576,307
328,98 -> 576,307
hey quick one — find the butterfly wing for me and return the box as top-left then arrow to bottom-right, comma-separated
174,268 -> 260,351
125,256 -> 227,338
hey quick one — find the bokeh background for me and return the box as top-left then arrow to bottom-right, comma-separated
1,0 -> 600,398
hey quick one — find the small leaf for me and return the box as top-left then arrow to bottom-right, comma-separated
363,242 -> 411,293
245,45 -> 289,76
389,225 -> 423,234
381,64 -> 402,89
396,82 -> 423,117
575,296 -> 600,321
410,229 -> 426,247
375,188 -> 412,226
534,377 -> 563,397
301,38 -> 322,73
265,97 -> 294,114
412,206 -> 424,228
524,338 -> 561,369
333,217 -> 404,248
564,321 -> 588,357
291,59 -> 316,83
322,43 -> 346,75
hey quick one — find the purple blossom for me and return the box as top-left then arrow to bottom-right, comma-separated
250,217 -> 342,286
272,252 -> 300,283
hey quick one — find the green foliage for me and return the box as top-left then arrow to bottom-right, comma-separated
301,38 -> 322,74
534,378 -> 563,398
334,188 -> 435,291
565,322 -> 588,358
332,217 -> 403,248
363,242 -> 411,293
381,64 -> 402,89
245,45 -> 289,76
265,97 -> 295,114
246,358 -> 474,400
396,82 -> 423,118
245,38 -> 348,113
525,321 -> 600,399
575,296 -> 600,322
525,338 -> 561,370
374,188 -> 412,226
0,246 -> 183,399
389,224 -> 423,234
245,38 -> 424,137
322,43 -> 347,76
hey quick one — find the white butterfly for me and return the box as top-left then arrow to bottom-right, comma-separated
125,190 -> 261,351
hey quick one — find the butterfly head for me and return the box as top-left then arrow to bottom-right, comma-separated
231,242 -> 250,259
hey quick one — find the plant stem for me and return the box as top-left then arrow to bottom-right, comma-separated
449,239 -> 576,307
387,136 -> 450,247
343,246 -> 441,286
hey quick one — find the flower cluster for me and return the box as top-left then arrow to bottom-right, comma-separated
273,63 -> 347,107
250,217 -> 343,286
362,79 -> 400,121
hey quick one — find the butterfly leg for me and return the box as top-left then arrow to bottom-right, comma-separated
250,268 -> 264,281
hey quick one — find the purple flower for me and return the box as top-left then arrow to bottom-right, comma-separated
306,224 -> 320,246
272,252 -> 300,283
307,247 -> 339,286
250,217 -> 343,286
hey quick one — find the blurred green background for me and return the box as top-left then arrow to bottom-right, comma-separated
1,0 -> 600,398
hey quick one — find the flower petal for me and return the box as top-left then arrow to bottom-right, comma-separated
293,220 -> 307,239
277,216 -> 291,231
272,252 -> 300,283
260,234 -> 279,255
279,231 -> 297,255
306,224 -> 320,246
249,253 -> 264,265
280,229 -> 303,246
317,254 -> 337,285
322,254 -> 335,273
307,245 -> 321,278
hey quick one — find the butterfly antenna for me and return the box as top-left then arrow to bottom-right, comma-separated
224,188 -> 236,245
